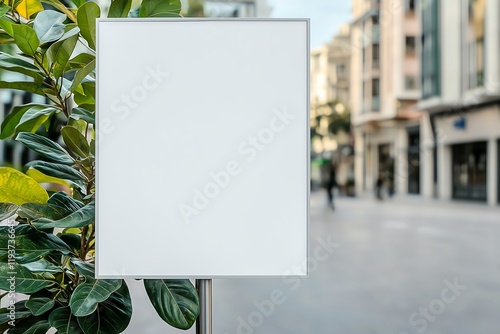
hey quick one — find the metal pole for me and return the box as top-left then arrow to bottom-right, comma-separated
196,279 -> 212,334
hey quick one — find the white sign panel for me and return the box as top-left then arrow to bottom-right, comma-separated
96,19 -> 309,278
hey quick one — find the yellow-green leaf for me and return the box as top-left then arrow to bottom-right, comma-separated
26,168 -> 70,187
0,167 -> 48,205
15,0 -> 43,19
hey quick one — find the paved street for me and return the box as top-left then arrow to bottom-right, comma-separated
124,191 -> 500,334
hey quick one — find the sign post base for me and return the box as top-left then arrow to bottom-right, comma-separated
196,279 -> 212,334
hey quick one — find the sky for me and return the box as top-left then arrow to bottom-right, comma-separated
267,0 -> 353,49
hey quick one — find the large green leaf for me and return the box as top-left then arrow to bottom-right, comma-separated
26,168 -> 71,187
16,105 -> 55,135
73,81 -> 95,105
0,18 -> 15,37
0,104 -> 55,139
108,0 -> 132,18
16,132 -> 74,165
0,52 -> 43,81
17,202 -> 69,221
0,301 -> 31,325
144,279 -> 200,330
70,279 -> 122,317
0,225 -> 72,263
26,297 -> 55,316
49,307 -> 84,334
48,191 -> 84,213
61,126 -> 90,158
70,107 -> 94,124
21,320 -> 51,333
0,80 -> 44,95
46,32 -> 78,78
0,167 -> 48,205
12,24 -> 39,55
77,282 -> 132,334
77,1 -> 100,50
69,59 -> 95,93
0,2 -> 10,18
0,262 -> 53,293
28,161 -> 85,182
0,202 -> 18,221
32,201 -> 94,229
33,10 -> 66,44
139,0 -> 181,17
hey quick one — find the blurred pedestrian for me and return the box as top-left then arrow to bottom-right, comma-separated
326,163 -> 337,210
375,174 -> 384,200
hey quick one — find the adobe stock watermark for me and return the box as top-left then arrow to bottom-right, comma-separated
178,107 -> 296,224
399,277 -> 467,334
5,218 -> 17,327
98,65 -> 170,143
224,235 -> 340,334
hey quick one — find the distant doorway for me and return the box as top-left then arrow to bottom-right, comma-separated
452,142 -> 487,201
408,129 -> 421,194
378,144 -> 395,195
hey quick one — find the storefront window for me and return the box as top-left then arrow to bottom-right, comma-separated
452,142 -> 487,201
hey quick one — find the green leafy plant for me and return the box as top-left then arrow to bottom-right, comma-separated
0,0 -> 199,332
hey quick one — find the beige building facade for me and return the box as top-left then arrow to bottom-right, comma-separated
351,0 -> 421,197
417,0 -> 500,206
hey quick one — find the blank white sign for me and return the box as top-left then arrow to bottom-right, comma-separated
96,19 -> 309,278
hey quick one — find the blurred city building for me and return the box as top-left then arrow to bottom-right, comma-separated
350,0 -> 421,197
310,25 -> 354,194
191,0 -> 272,17
417,0 -> 500,205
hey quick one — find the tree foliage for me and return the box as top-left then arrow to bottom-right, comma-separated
0,0 -> 200,332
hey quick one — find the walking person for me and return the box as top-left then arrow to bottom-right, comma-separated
326,163 -> 337,210
375,173 -> 384,200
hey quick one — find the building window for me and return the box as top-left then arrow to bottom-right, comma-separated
372,44 -> 380,67
372,78 -> 380,111
405,36 -> 416,55
466,0 -> 485,89
336,64 -> 346,75
406,0 -> 415,12
421,0 -> 440,99
405,76 -> 418,90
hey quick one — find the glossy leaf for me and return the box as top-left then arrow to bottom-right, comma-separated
28,161 -> 85,182
33,10 -> 66,44
70,279 -> 122,316
49,307 -> 84,334
41,0 -> 76,22
70,107 -> 95,124
0,202 -> 18,221
139,0 -> 181,17
16,132 -> 74,165
0,225 -> 72,263
48,191 -> 84,213
0,3 -> 10,18
16,105 -> 55,135
12,24 -> 39,55
0,301 -> 31,325
26,297 -> 55,316
77,282 -> 132,334
0,167 -> 48,205
26,168 -> 71,187
77,1 -> 100,50
0,52 -> 44,81
0,262 -> 53,293
15,0 -> 43,19
144,279 -> 200,330
32,201 -> 94,229
0,80 -> 44,95
46,32 -> 78,78
17,202 -> 69,221
0,18 -> 15,37
70,59 -> 95,93
108,0 -> 132,18
61,126 -> 90,158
